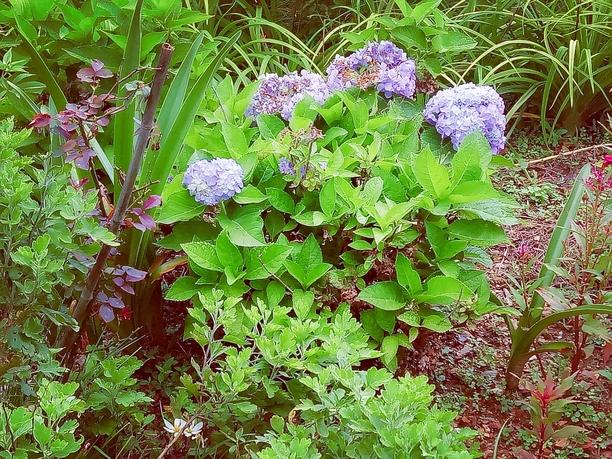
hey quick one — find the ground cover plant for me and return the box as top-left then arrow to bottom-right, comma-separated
1,0 -> 611,457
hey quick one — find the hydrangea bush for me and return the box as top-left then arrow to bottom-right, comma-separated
424,82 -> 507,153
156,40 -> 515,457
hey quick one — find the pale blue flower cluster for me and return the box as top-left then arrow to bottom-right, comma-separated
278,157 -> 295,175
244,41 -> 507,154
183,158 -> 244,205
246,71 -> 330,120
326,41 -> 416,98
424,83 -> 506,153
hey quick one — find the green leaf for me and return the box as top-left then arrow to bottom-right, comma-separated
181,241 -> 223,271
216,232 -> 243,272
416,276 -> 474,305
234,185 -> 268,204
358,281 -> 408,311
412,148 -> 449,198
411,0 -> 441,23
381,335 -> 399,368
450,131 -> 489,188
222,122 -> 248,158
157,33 -> 205,136
158,181 -> 205,224
284,234 -> 332,289
432,30 -> 477,53
244,243 -> 292,280
375,309 -> 397,333
395,253 -> 422,294
448,219 -> 508,247
319,180 -> 336,217
257,114 -> 285,140
292,289 -> 314,320
421,314 -> 453,333
166,277 -> 199,301
218,206 -> 265,247
266,188 -> 295,213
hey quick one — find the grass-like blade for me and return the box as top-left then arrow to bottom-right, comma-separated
149,32 -> 241,195
113,0 -> 143,199
528,163 -> 591,316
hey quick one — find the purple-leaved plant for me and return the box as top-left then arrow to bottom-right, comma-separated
423,83 -> 507,153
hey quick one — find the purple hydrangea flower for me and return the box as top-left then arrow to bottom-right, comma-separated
246,71 -> 330,120
278,157 -> 295,175
326,41 -> 416,98
183,158 -> 244,205
423,83 -> 506,153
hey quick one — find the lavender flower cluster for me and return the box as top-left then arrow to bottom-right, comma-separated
245,71 -> 330,120
246,42 -> 416,120
327,41 -> 416,98
183,158 -> 244,205
423,83 -> 506,153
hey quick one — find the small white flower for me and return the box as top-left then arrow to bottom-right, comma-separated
184,421 -> 203,438
163,418 -> 187,437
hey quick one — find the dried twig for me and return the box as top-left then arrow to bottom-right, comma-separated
527,143 -> 611,166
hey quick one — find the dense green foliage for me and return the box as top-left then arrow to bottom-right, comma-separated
0,0 -> 610,457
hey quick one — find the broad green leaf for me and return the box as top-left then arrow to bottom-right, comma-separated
218,206 -> 265,247
358,281 -> 408,311
421,314 -> 453,332
416,276 -> 474,305
450,131 -> 490,188
215,233 -> 243,272
320,179 -> 336,217
266,188 -> 295,213
432,30 -> 477,53
412,148 -> 449,198
284,234 -> 332,289
166,277 -> 199,301
396,253 -> 422,294
244,243 -> 292,280
448,219 -> 508,247
292,289 -> 314,320
181,241 -> 223,272
234,185 -> 268,204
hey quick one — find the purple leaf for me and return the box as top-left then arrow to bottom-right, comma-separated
99,305 -> 115,323
142,195 -> 162,210
96,291 -> 109,302
113,277 -> 125,287
138,214 -> 156,230
108,296 -> 125,309
121,284 -> 135,295
91,60 -> 105,72
125,268 -> 147,282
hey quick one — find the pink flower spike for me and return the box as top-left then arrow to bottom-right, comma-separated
142,195 -> 162,210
